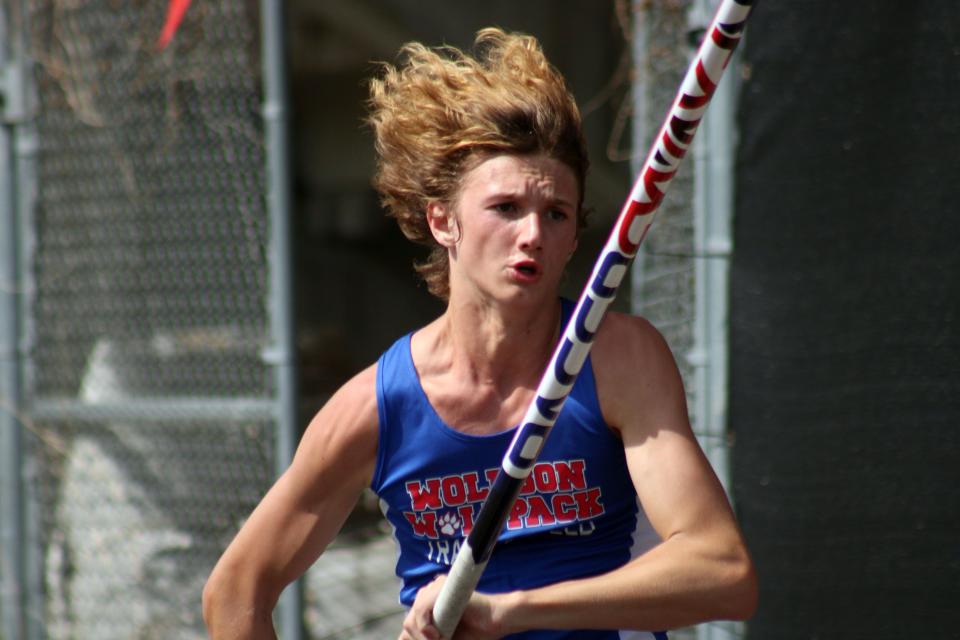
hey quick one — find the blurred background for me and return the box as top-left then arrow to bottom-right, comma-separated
1,1 -> 957,639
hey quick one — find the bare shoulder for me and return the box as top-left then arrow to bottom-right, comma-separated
293,362 -> 380,494
592,310 -> 679,386
591,310 -> 688,438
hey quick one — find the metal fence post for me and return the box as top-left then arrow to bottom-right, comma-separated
1,2 -> 28,637
0,74 -> 26,640
689,1 -> 743,638
260,0 -> 304,637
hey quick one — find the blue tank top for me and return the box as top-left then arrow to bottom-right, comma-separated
372,301 -> 666,640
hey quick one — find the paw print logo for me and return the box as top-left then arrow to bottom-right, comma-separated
437,511 -> 461,537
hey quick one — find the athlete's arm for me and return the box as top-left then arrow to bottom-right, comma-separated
202,364 -> 380,639
493,312 -> 757,633
404,313 -> 756,638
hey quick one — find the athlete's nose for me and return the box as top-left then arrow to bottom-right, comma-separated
519,211 -> 543,250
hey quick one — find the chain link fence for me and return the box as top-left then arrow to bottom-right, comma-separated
18,1 -> 274,637
630,2 -> 742,639
630,0 -> 698,423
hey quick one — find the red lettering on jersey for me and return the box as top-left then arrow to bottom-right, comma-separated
520,474 -> 536,496
532,462 -> 558,493
404,511 -> 438,539
405,479 -> 442,511
574,488 -> 605,520
556,460 -> 587,491
524,495 -> 557,527
507,498 -> 529,530
441,475 -> 466,506
457,505 -> 475,536
462,472 -> 488,502
551,494 -> 577,523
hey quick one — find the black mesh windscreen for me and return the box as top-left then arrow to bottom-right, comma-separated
731,3 -> 960,638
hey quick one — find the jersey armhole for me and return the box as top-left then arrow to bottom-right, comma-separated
560,297 -> 618,438
370,357 -> 390,492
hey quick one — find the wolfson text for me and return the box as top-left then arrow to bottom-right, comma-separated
402,459 -> 605,540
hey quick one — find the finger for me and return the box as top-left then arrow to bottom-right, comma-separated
414,613 -> 440,640
402,609 -> 439,640
400,615 -> 421,640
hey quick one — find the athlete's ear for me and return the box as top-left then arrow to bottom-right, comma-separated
426,201 -> 459,248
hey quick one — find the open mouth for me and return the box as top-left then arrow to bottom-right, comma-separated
512,261 -> 541,280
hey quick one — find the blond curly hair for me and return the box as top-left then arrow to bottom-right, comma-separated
368,28 -> 590,300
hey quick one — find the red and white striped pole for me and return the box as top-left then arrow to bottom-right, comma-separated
433,1 -> 756,636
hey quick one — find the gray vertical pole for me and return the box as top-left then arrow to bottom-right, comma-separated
0,49 -> 26,640
690,1 -> 742,639
629,0 -> 652,305
14,16 -> 41,640
1,2 -> 26,638
260,0 -> 303,638
16,71 -> 42,640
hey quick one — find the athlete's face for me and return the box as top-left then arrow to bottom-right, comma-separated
429,153 -> 580,306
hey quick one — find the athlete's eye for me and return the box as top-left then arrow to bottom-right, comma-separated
547,208 -> 570,222
492,202 -> 517,214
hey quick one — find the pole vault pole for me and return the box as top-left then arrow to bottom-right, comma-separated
433,0 -> 757,635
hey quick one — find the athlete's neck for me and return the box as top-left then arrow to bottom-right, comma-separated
434,296 -> 562,392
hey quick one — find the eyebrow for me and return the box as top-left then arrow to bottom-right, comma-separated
547,196 -> 577,210
483,187 -> 577,211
